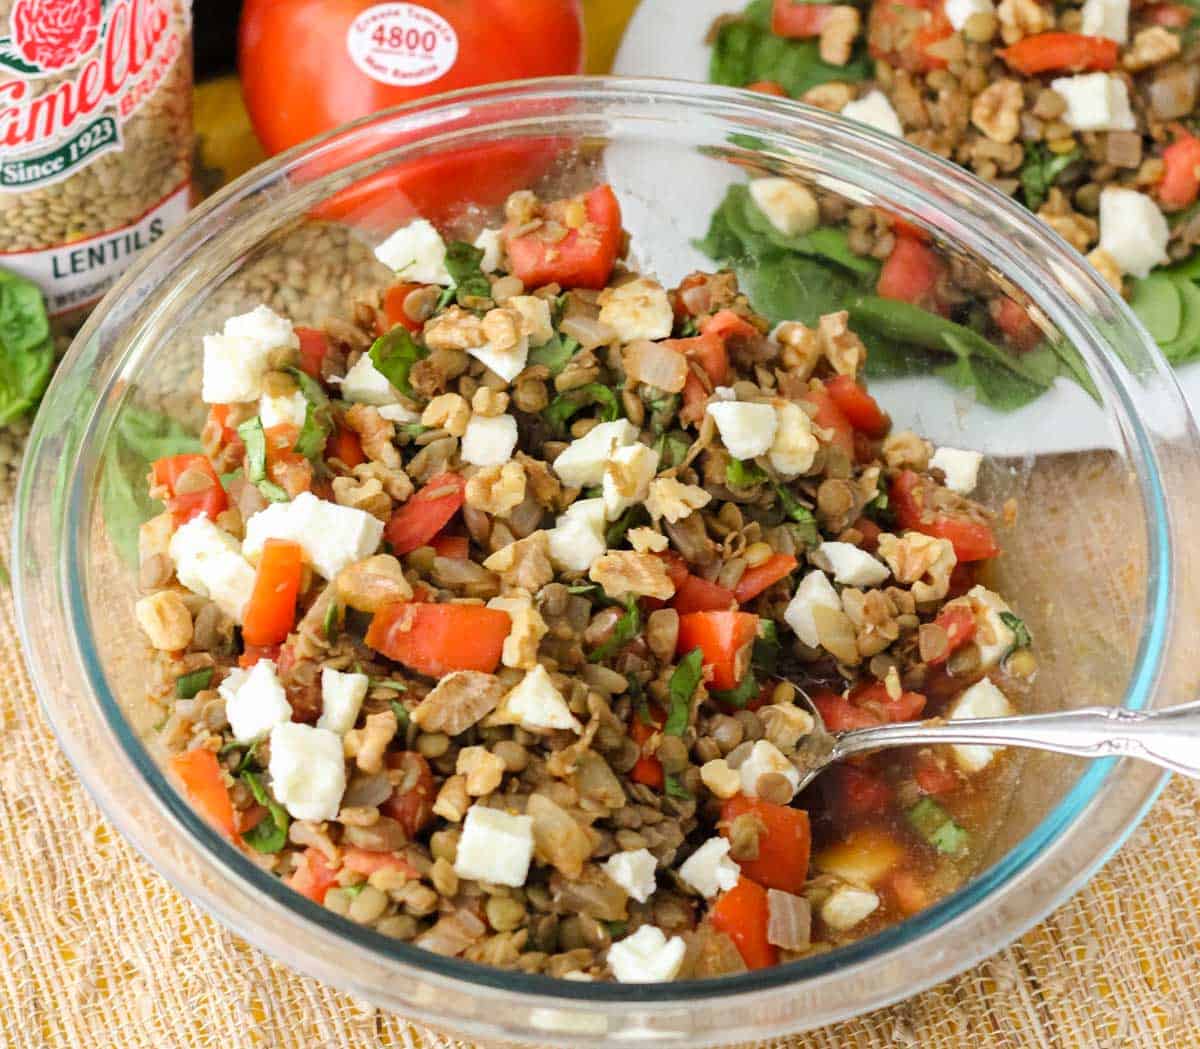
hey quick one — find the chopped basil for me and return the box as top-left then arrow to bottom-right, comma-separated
710,672 -> 759,709
175,667 -> 214,699
292,402 -> 330,461
371,679 -> 408,693
236,416 -> 290,503
544,383 -> 622,432
342,883 -> 369,898
258,480 -> 290,503
567,583 -> 600,596
605,919 -> 628,938
240,770 -> 290,854
605,504 -> 648,548
664,773 -> 692,800
528,333 -> 580,376
588,598 -> 641,662
751,619 -> 780,677
776,485 -> 820,546
390,699 -> 410,728
665,648 -> 704,736
444,240 -> 492,304
368,326 -> 426,398
1019,143 -> 1082,212
646,393 -> 680,435
397,422 -> 430,440
678,317 -> 699,337
323,600 -> 340,641
906,797 -> 968,856
1000,611 -> 1032,652
727,458 -> 767,487
655,430 -> 692,470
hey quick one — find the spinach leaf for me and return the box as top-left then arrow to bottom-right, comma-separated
934,353 -> 1047,412
665,648 -> 704,736
528,333 -> 580,377
1129,272 -> 1183,344
240,770 -> 290,854
369,327 -> 425,398
444,240 -> 492,304
544,383 -> 622,431
587,597 -> 641,662
738,251 -> 861,327
1019,144 -> 1082,211
0,275 -> 50,354
0,270 -> 54,426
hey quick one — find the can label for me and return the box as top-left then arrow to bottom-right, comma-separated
345,2 -> 458,88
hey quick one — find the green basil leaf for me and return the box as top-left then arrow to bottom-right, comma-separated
605,504 -> 648,548
752,620 -> 780,677
444,240 -> 492,304
727,458 -> 767,487
237,417 -> 268,483
1019,143 -> 1082,212
240,770 -> 290,854
587,597 -> 641,663
371,679 -> 408,693
528,332 -> 580,376
1000,611 -> 1032,652
0,273 -> 50,354
663,772 -> 692,800
390,699 -> 410,728
665,648 -> 705,736
369,327 -> 426,398
710,672 -> 759,709
544,382 -> 622,431
776,485 -> 820,546
175,667 -> 214,699
323,600 -> 341,641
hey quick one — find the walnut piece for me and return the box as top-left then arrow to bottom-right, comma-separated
881,430 -> 932,471
456,746 -> 506,796
471,386 -> 510,417
466,461 -> 527,516
345,709 -> 397,774
335,553 -> 412,613
411,670 -> 506,735
971,80 -> 1023,145
483,530 -> 554,592
646,477 -> 712,523
421,392 -> 471,437
423,306 -> 485,351
996,0 -> 1050,44
817,311 -> 866,379
589,551 -> 676,601
1124,26 -> 1180,72
1087,248 -> 1123,292
135,591 -> 193,651
432,775 -> 470,822
352,460 -> 414,502
628,526 -> 668,554
487,591 -> 548,670
344,403 -> 401,468
775,321 -> 822,380
331,474 -> 391,521
800,81 -> 854,112
819,6 -> 860,66
482,307 -> 524,353
877,531 -> 957,603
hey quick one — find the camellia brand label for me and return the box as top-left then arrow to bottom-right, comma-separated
346,3 -> 458,88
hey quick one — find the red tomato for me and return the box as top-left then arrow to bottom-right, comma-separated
799,385 -> 855,458
243,539 -> 304,647
890,470 -> 999,562
382,282 -> 426,333
990,296 -> 1044,353
152,454 -> 229,524
747,79 -> 788,96
263,423 -> 314,498
827,764 -> 894,819
998,32 -> 1118,75
206,405 -> 241,447
366,602 -> 511,676
851,681 -> 927,723
430,532 -> 469,559
701,309 -> 760,347
672,574 -> 738,615
384,472 -> 466,555
825,375 -> 891,438
657,549 -> 692,591
382,753 -> 437,838
915,756 -> 960,796
1160,134 -> 1200,211
928,603 -> 976,665
296,326 -> 331,380
811,691 -> 881,732
239,0 -> 583,155
239,643 -> 282,669
733,553 -> 798,604
1144,2 -> 1195,25
342,847 -> 421,878
868,0 -> 953,73
710,878 -> 778,969
772,0 -> 837,36
328,424 -> 366,468
878,234 -> 945,308
669,331 -> 729,423
629,711 -> 666,790
506,184 -> 623,290
288,847 -> 339,904
170,749 -> 236,840
720,796 -> 812,895
676,611 -> 758,691
889,869 -> 932,915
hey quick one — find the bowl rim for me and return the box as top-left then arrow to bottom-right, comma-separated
15,75 -> 1181,1039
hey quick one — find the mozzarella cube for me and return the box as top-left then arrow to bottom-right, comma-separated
929,447 -> 983,495
739,740 -> 802,801
678,837 -> 741,899
461,413 -> 519,467
602,441 -> 660,520
749,178 -> 820,237
547,498 -> 608,573
1081,0 -> 1128,42
944,0 -> 994,30
607,925 -> 686,984
769,401 -> 819,477
509,295 -> 554,346
220,660 -> 292,743
820,883 -> 880,931
268,722 -> 346,822
784,570 -> 842,649
467,334 -> 530,384
474,227 -> 504,273
949,677 -> 1014,772
169,517 -> 257,622
260,389 -> 309,430
812,542 -> 890,587
224,305 -> 299,351
374,218 -> 452,285
966,584 -> 1017,669
1099,187 -> 1170,279
1050,74 -> 1136,132
552,419 -> 639,488
598,278 -> 674,343
493,665 -> 582,734
841,90 -> 904,137
454,805 -> 534,887
602,848 -> 658,903
243,491 -> 383,580
377,402 -> 421,424
340,353 -> 399,406
707,401 -> 778,460
201,334 -> 273,404
316,668 -> 369,735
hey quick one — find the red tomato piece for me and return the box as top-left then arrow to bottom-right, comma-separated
990,297 -> 1044,353
382,753 -> 437,839
851,681 -> 927,723
720,796 -> 812,895
152,454 -> 229,524
825,375 -> 891,438
629,711 -> 666,790
747,79 -> 788,96
998,32 -> 1118,75
733,553 -> 798,604
670,330 -> 729,423
877,234 -> 945,308
915,756 -> 960,796
827,764 -> 894,819
243,539 -> 304,647
709,878 -> 778,970
170,749 -> 236,840
328,424 -> 366,468
288,847 -> 339,904
239,643 -> 281,669
928,603 -> 976,665
811,690 -> 882,732
672,574 -> 738,615
430,533 -> 470,559
799,385 -> 855,458
657,549 -> 692,591
890,470 -> 999,562
384,473 -> 467,555
701,308 -> 760,348
366,602 -> 511,677
1160,134 -> 1200,211
868,0 -> 954,73
506,184 -> 622,290
676,610 -> 759,691
382,282 -> 426,333
772,0 -> 837,35
296,326 -> 331,380
342,846 -> 421,878
889,868 -> 932,915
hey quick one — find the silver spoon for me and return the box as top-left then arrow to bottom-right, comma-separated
788,688 -> 1200,793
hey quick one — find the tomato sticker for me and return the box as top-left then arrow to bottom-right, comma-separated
345,3 -> 459,88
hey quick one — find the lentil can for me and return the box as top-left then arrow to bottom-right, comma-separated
0,0 -> 193,325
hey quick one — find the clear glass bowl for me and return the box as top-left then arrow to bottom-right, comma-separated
14,78 -> 1200,1045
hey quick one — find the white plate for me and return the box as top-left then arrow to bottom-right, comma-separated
611,0 -> 1200,455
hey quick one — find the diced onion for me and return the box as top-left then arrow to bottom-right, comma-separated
766,888 -> 812,950
560,313 -> 617,350
623,340 -> 688,393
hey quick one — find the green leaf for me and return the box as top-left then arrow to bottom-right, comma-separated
711,672 -> 759,709
371,678 -> 408,693
727,458 -> 767,487
293,401 -> 331,460
0,270 -> 54,427
323,600 -> 340,641
752,620 -> 780,677
776,485 -> 819,546
655,431 -> 692,470
605,504 -> 648,548
934,353 -> 1047,412
528,333 -> 580,377
605,919 -> 629,938
390,699 -> 410,728
0,39 -> 41,75
737,251 -> 861,328
1129,272 -> 1183,344
906,797 -> 968,856
240,770 -> 290,854
369,327 -> 426,398
567,583 -> 601,596
1162,276 -> 1200,364
1000,611 -> 1032,652
0,275 -> 50,354
175,667 -> 214,699
238,416 -> 268,483
663,772 -> 693,800
444,240 -> 492,304
544,382 -> 622,431
1019,144 -> 1082,212
665,648 -> 705,736
587,597 -> 641,663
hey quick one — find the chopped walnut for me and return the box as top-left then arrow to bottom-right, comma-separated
971,80 -> 1023,145
515,452 -> 565,509
487,591 -> 548,670
1037,198 -> 1098,254
589,551 -> 676,601
996,0 -> 1050,44
331,474 -> 392,521
819,6 -> 860,65
877,532 -> 957,603
421,392 -> 471,437
775,321 -> 822,380
817,311 -> 866,379
456,746 -> 506,796
483,530 -> 554,592
471,386 -> 510,417
700,758 -> 742,800
432,774 -> 470,822
344,403 -> 401,468
1124,26 -> 1180,72
1087,248 -> 1124,292
881,430 -> 932,471
345,709 -> 397,774
335,553 -> 412,613
466,461 -> 527,516
801,82 -> 854,112
628,527 -> 669,554
841,587 -> 902,657
646,477 -> 712,523
482,307 -> 524,353
411,670 -> 506,735
351,461 -> 412,504
423,306 -> 485,351
135,591 -> 193,651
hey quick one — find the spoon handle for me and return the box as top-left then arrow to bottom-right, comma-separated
831,701 -> 1200,780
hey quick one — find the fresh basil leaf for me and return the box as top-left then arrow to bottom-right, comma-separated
0,273 -> 50,354
665,648 -> 705,736
444,240 -> 492,304
567,583 -> 601,596
390,699 -> 410,728
727,458 -> 767,487
1019,144 -> 1082,212
237,416 -> 268,482
752,620 -> 780,676
175,667 -> 214,699
605,920 -> 628,938
1000,611 -> 1032,652
776,485 -> 820,546
605,504 -> 649,548
292,401 -> 330,460
369,327 -> 426,398
258,480 -> 290,503
663,772 -> 693,800
587,597 -> 641,662
655,431 -> 692,470
711,672 -> 759,709
528,333 -> 580,377
678,317 -> 699,337
371,678 -> 408,693
544,382 -> 622,431
240,770 -> 290,854
933,353 -> 1047,412
323,600 -> 340,641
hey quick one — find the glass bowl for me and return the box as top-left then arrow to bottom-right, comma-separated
14,78 -> 1200,1046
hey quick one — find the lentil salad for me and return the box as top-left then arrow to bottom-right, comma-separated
141,182 -> 1035,982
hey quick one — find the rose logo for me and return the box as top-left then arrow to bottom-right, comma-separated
8,0 -> 102,73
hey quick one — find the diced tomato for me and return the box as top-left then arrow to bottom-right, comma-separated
1144,2 -> 1194,25
701,308 -> 759,348
262,423 -> 314,497
889,214 -> 930,241
206,404 -> 241,446
878,234 -> 945,309
342,846 -> 421,878
990,297 -> 1043,353
915,755 -> 960,796
811,691 -> 882,732
672,574 -> 738,615
670,330 -> 729,423
384,473 -> 467,555
710,878 -> 778,970
868,0 -> 954,74
170,749 -> 236,839
240,642 -> 282,669
852,516 -> 882,552
827,764 -> 894,819
243,539 -> 304,647
747,79 -> 788,96
657,549 -> 692,591
629,711 -> 666,790
676,610 -> 758,691
366,602 -> 511,677
733,553 -> 798,604
998,32 -> 1117,75
889,868 -> 932,916
928,603 -> 976,665
720,796 -> 812,895
430,533 -> 470,559
772,0 -> 837,35
328,423 -> 365,468
382,752 -> 437,838
1159,134 -> 1200,211
505,184 -> 622,290
799,384 -> 855,458
382,281 -> 426,333
288,847 -> 339,904
825,374 -> 891,438
947,561 -> 977,599
890,470 -> 999,562
152,454 -> 229,525
296,326 -> 331,380
850,681 -> 927,723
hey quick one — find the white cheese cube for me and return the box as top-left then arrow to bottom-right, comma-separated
602,442 -> 660,520
812,542 -> 890,587
1050,74 -> 1136,132
678,837 -> 741,899
474,227 -> 504,273
949,677 -> 1014,772
467,334 -> 530,384
551,419 -> 639,488
268,722 -> 346,822
738,740 -> 802,801
749,178 -> 820,237
929,447 -> 983,495
1099,187 -> 1170,279
260,389 -> 309,430
201,334 -> 273,404
944,0 -> 994,29
509,295 -> 554,346
602,848 -> 658,903
223,305 -> 299,352
707,401 -> 778,460
316,668 -> 369,736
454,805 -> 535,887
769,401 -> 819,477
374,218 -> 452,285
965,584 -> 1017,669
607,925 -> 686,984
243,490 -> 384,580
841,90 -> 904,137
339,354 -> 399,406
598,277 -> 674,343
1081,0 -> 1128,42
784,570 -> 841,649
377,403 -> 422,424
492,665 -> 582,734
219,660 -> 292,743
460,413 -> 519,467
168,517 -> 257,622
820,883 -> 880,931
547,498 -> 608,573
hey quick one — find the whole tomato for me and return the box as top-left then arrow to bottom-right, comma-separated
239,0 -> 585,155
